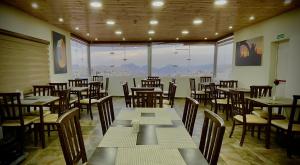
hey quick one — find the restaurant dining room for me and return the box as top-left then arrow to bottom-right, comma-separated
1,0 -> 300,165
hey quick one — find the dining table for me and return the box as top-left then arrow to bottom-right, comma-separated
88,107 -> 209,165
245,96 -> 299,149
20,95 -> 59,148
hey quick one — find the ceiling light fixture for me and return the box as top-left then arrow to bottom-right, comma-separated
176,37 -> 179,40
150,20 -> 159,25
122,37 -> 126,41
204,37 -> 208,40
214,0 -> 227,6
148,30 -> 155,34
193,19 -> 203,25
182,30 -> 189,35
229,26 -> 233,30
215,32 -> 219,35
152,0 -> 164,7
249,16 -> 255,21
115,31 -> 122,35
75,27 -> 79,30
31,2 -> 39,9
106,20 -> 115,25
90,1 -> 102,8
149,37 -> 152,41
58,18 -> 64,22
95,38 -> 98,41
86,33 -> 90,36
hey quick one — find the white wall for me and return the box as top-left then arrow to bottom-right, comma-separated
232,8 -> 300,97
0,3 -> 72,83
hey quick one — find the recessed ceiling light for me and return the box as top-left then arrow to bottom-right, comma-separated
90,1 -> 102,8
148,30 -> 155,34
215,32 -> 219,35
115,31 -> 122,35
58,18 -> 64,22
249,16 -> 255,21
106,20 -> 115,25
204,37 -> 208,40
229,26 -> 233,30
95,38 -> 98,41
75,27 -> 79,30
150,20 -> 158,25
152,0 -> 164,7
149,37 -> 152,41
31,2 -> 39,9
122,37 -> 126,41
86,33 -> 90,36
193,19 -> 203,25
176,37 -> 179,40
182,30 -> 189,35
284,0 -> 292,5
214,0 -> 227,6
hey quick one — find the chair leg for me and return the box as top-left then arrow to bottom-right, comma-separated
251,126 -> 255,137
89,105 -> 93,120
47,125 -> 51,137
225,106 -> 229,121
240,125 -> 247,146
34,124 -> 38,146
258,126 -> 261,139
229,120 -> 236,138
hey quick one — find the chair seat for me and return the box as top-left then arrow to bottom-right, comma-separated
1,115 -> 40,127
100,90 -> 107,93
271,120 -> 300,132
163,100 -> 170,105
192,90 -> 205,95
35,114 -> 59,124
24,110 -> 51,117
234,114 -> 267,124
163,91 -> 169,95
211,98 -> 229,105
80,98 -> 99,104
252,109 -> 286,120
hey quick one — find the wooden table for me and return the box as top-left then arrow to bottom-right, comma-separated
217,87 -> 250,93
88,108 -> 208,165
21,96 -> 59,148
245,97 -> 297,149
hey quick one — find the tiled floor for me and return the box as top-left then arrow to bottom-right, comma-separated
21,97 -> 300,165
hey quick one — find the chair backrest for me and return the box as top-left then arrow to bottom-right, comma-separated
77,79 -> 89,87
200,76 -> 212,83
250,85 -> 272,98
0,93 -> 23,126
133,78 -> 137,87
56,109 -> 87,165
199,110 -> 225,165
230,90 -> 248,121
169,83 -> 177,108
131,87 -> 155,107
104,77 -> 109,92
134,91 -> 163,108
147,76 -> 160,80
288,95 -> 300,132
220,80 -> 238,88
97,96 -> 115,135
141,79 -> 157,88
68,79 -> 82,87
56,89 -> 71,116
122,82 -> 131,102
182,97 -> 199,135
92,75 -> 103,82
33,85 -> 54,96
88,82 -> 101,99
49,83 -> 68,95
189,78 -> 196,92
209,83 -> 218,99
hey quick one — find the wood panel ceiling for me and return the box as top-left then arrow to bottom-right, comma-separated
2,0 -> 300,42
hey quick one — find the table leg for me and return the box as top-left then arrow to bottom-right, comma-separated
266,106 -> 272,149
39,106 -> 45,148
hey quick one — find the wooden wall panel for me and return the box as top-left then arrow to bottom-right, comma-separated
0,33 -> 49,93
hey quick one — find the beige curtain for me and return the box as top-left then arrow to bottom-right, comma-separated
0,33 -> 49,93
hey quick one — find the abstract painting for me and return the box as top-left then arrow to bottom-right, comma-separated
53,31 -> 67,73
235,36 -> 263,66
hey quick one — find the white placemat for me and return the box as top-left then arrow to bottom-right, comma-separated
98,127 -> 137,147
156,127 -> 197,149
116,111 -> 139,120
115,146 -> 187,165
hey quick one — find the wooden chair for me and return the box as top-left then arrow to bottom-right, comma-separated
131,87 -> 154,107
33,85 -> 54,96
163,83 -> 177,108
141,79 -> 157,88
220,80 -> 238,88
229,90 -> 267,146
56,109 -> 87,165
133,78 -> 137,87
171,78 -> 176,83
147,76 -> 160,80
76,78 -> 89,87
97,96 -> 115,135
200,76 -> 212,83
271,95 -> 300,157
163,81 -> 173,99
92,75 -> 103,82
49,83 -> 68,94
79,82 -> 101,120
182,97 -> 199,136
199,110 -> 225,165
134,91 -> 163,108
100,77 -> 109,97
122,82 -> 131,107
0,93 -> 39,154
68,79 -> 82,87
189,78 -> 205,103
209,83 -> 231,120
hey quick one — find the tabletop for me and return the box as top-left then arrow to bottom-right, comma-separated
21,96 -> 59,106
245,97 -> 296,107
217,87 -> 250,93
88,108 -> 208,165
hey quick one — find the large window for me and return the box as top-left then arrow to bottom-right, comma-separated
216,42 -> 234,79
90,44 -> 148,76
152,43 -> 214,76
71,39 -> 89,78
